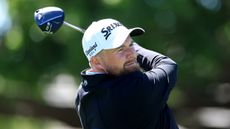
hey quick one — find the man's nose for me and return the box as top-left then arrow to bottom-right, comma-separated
125,47 -> 136,59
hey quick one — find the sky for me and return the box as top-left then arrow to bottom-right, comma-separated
0,0 -> 11,37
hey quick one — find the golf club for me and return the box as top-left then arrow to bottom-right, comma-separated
34,6 -> 85,34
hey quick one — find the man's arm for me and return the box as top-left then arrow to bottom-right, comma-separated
133,43 -> 178,104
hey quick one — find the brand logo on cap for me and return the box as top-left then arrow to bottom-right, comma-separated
85,42 -> 98,57
101,22 -> 122,40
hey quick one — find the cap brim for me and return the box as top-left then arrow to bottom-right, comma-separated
129,27 -> 145,37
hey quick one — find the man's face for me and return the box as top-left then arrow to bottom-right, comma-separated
97,36 -> 140,76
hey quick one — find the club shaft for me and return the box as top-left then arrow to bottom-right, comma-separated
63,21 -> 85,33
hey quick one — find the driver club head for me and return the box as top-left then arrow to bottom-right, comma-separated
34,6 -> 64,34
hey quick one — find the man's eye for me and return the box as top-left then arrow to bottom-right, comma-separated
130,42 -> 134,47
118,48 -> 124,52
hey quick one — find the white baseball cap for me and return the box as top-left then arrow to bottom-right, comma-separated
82,18 -> 145,60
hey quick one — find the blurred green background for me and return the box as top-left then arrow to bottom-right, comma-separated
0,0 -> 230,129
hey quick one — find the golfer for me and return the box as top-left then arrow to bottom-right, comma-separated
75,18 -> 179,129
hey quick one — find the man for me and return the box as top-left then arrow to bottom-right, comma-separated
75,18 -> 178,129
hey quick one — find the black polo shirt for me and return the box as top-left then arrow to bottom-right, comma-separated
75,43 -> 178,129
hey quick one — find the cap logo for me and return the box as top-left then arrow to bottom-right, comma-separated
85,42 -> 98,57
101,22 -> 122,40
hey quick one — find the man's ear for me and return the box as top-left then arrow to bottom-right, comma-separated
89,56 -> 106,72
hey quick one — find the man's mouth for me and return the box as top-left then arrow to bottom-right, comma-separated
124,59 -> 137,67
123,58 -> 140,73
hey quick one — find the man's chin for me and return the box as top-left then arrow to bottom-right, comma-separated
108,63 -> 140,76
124,63 -> 140,73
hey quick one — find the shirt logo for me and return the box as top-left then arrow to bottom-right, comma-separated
101,22 -> 122,40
